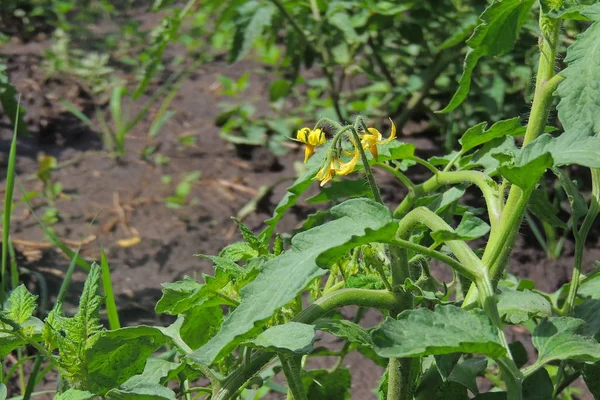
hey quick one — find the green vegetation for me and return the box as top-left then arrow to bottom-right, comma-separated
2,0 -> 600,399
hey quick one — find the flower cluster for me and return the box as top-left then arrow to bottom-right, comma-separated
295,119 -> 396,186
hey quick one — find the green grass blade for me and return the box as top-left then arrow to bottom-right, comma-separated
2,96 -> 20,299
56,246 -> 82,304
59,100 -> 94,127
18,182 -> 91,273
101,247 -> 120,330
22,355 -> 42,400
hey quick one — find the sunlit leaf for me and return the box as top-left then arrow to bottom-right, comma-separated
248,322 -> 315,355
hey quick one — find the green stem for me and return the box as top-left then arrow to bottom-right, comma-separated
349,127 -> 383,204
463,15 -> 562,307
214,289 -> 397,400
280,355 -> 307,400
386,245 -> 413,399
393,171 -> 502,228
375,163 -> 416,192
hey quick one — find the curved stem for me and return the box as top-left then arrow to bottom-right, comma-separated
395,207 -> 485,280
375,163 -> 416,192
463,15 -> 562,308
393,171 -> 502,228
349,127 -> 383,204
214,289 -> 397,400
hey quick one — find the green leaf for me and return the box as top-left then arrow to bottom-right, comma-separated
345,274 -> 386,290
518,132 -> 600,169
2,285 -> 37,324
302,368 -> 351,400
469,136 -> 518,175
496,287 -> 551,324
44,264 -> 103,389
195,255 -> 244,278
232,218 -> 264,253
527,190 -> 567,228
269,79 -> 292,102
532,317 -> 600,367
0,317 -> 43,358
547,0 -> 599,20
371,305 -> 506,359
180,305 -> 223,350
54,389 -> 96,400
219,242 -> 259,262
248,322 -> 315,355
190,198 -> 396,365
578,270 -> 600,300
106,383 -> 176,399
574,299 -> 600,337
556,21 -> 600,134
306,179 -> 372,204
155,275 -> 228,315
499,153 -> 553,190
315,318 -> 373,347
459,118 -> 525,154
431,212 -> 490,242
522,368 -> 553,400
583,362 -> 600,398
447,357 -> 487,395
230,6 -> 276,63
86,326 -> 168,393
105,358 -> 182,399
553,168 -> 588,220
440,0 -> 535,112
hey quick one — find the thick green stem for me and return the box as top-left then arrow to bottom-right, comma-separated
387,245 -> 413,399
280,355 -> 307,400
463,15 -> 562,308
214,289 -> 397,400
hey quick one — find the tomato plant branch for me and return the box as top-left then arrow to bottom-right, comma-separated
394,170 -> 502,228
214,288 -> 397,400
463,13 -> 562,308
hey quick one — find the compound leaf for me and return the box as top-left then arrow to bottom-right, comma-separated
190,198 -> 396,365
441,0 -> 535,112
371,305 -> 506,359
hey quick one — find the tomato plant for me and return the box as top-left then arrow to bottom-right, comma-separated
2,1 -> 600,399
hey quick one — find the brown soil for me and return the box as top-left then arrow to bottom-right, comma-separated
1,32 -> 597,400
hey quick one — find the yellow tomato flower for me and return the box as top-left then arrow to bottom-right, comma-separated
296,127 -> 326,163
360,118 -> 396,161
336,141 -> 360,176
316,158 -> 338,186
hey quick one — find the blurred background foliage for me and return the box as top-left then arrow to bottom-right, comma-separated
0,0 -> 589,154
